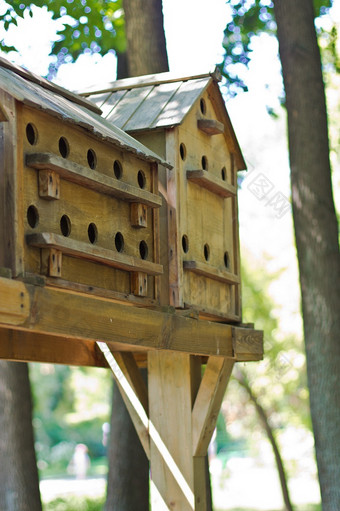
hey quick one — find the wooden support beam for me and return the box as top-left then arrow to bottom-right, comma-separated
192,357 -> 234,456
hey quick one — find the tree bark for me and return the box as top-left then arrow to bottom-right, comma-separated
234,368 -> 293,511
0,361 -> 42,511
274,1 -> 340,509
122,0 -> 169,77
105,376 -> 149,511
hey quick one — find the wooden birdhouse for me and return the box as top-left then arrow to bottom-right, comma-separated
0,57 -> 169,306
82,69 -> 246,322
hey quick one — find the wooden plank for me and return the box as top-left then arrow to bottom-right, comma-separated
27,232 -> 163,276
14,283 -> 236,357
192,357 -> 234,457
0,328 -> 108,367
183,260 -> 240,285
232,327 -> 263,361
156,78 -> 209,128
26,152 -> 162,208
97,342 -> 150,458
0,92 -> 24,275
197,119 -> 224,136
148,351 -> 195,510
0,276 -> 30,325
124,82 -> 182,132
106,86 -> 154,128
113,352 -> 149,414
100,89 -> 128,118
186,170 -> 236,198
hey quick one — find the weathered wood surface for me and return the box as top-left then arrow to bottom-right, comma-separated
0,277 -> 29,325
186,169 -> 236,198
192,357 -> 234,456
26,153 -> 162,208
232,327 -> 264,361
197,119 -> 224,135
27,233 -> 163,276
0,277 -> 263,361
183,260 -> 240,285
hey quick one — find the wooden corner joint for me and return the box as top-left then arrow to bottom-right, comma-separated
39,169 -> 60,200
130,203 -> 148,228
0,276 -> 30,325
232,326 -> 264,362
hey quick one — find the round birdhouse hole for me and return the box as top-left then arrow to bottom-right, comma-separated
179,143 -> 187,161
113,160 -> 123,179
139,240 -> 148,260
60,215 -> 71,237
182,235 -> 189,253
201,156 -> 208,170
224,251 -> 230,269
88,223 -> 98,244
115,232 -> 124,252
204,243 -> 210,262
221,167 -> 227,181
59,137 -> 70,158
27,205 -> 39,228
200,98 -> 207,115
26,123 -> 38,145
87,149 -> 97,170
138,170 -> 146,189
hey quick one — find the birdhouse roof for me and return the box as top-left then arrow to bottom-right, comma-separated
0,56 -> 171,168
80,68 -> 246,171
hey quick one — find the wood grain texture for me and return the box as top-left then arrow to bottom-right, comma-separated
26,152 -> 162,208
0,276 -> 29,325
197,119 -> 224,136
26,232 -> 163,276
183,260 -> 240,285
186,170 -> 236,198
192,357 -> 234,456
232,327 -> 263,361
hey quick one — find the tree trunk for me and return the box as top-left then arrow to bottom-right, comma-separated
234,368 -> 294,511
122,0 -> 169,77
274,1 -> 340,509
105,375 -> 149,511
0,361 -> 42,511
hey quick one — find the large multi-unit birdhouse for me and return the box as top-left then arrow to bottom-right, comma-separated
0,58 -> 169,307
82,69 -> 246,322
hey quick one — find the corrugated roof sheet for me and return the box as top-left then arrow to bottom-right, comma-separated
0,56 -> 171,168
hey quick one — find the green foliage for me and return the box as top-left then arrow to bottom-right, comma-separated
0,0 -> 125,76
29,364 -> 111,476
219,0 -> 334,96
44,495 -> 105,511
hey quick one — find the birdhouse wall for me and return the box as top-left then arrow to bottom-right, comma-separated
2,102 -> 162,305
166,91 -> 241,321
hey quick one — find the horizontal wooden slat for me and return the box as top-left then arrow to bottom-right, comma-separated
197,119 -> 224,135
183,260 -> 240,285
186,169 -> 236,198
26,233 -> 163,276
26,153 -> 162,208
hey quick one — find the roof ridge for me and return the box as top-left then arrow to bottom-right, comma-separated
80,67 -> 221,96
